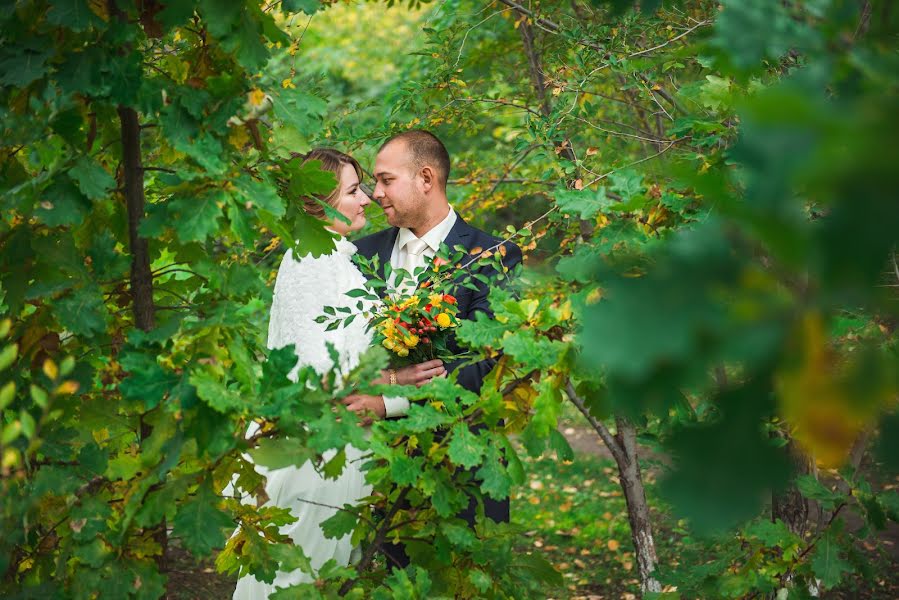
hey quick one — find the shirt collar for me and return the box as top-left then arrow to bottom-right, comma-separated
397,206 -> 457,253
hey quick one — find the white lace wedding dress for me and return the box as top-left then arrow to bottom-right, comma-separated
233,238 -> 374,599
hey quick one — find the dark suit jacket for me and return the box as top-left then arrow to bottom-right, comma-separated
353,215 -> 523,394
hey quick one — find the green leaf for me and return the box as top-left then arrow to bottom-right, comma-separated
743,519 -> 798,548
555,187 -> 610,220
227,200 -> 255,246
29,384 -> 48,409
249,436 -> 315,470
0,343 -> 17,371
171,191 -> 224,243
69,496 -> 112,542
68,157 -> 116,200
402,403 -> 452,433
284,157 -> 338,199
456,311 -> 510,349
46,0 -> 102,31
272,89 -> 328,137
502,331 -> 564,371
290,209 -> 338,259
190,368 -> 245,414
0,382 -> 15,410
222,8 -> 270,71
468,569 -> 492,592
447,425 -> 486,469
282,0 -> 321,15
796,475 -> 844,510
36,177 -> 91,227
173,480 -> 234,557
235,174 -> 285,218
549,429 -> 574,462
119,352 -> 179,410
105,454 -> 143,481
320,505 -> 359,540
157,2 -> 197,29
476,446 -> 511,500
322,448 -> 346,480
0,40 -> 53,88
54,285 -> 108,338
608,168 -> 644,200
198,0 -> 242,38
440,521 -> 477,550
390,454 -> 423,486
811,526 -> 853,588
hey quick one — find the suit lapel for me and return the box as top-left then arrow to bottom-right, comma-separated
376,227 -> 400,282
442,216 -> 472,254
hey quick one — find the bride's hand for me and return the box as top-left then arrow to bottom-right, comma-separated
392,359 -> 446,387
342,394 -> 386,421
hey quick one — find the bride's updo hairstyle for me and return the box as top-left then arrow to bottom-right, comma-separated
291,148 -> 363,220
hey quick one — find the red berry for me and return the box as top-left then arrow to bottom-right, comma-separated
422,337 -> 431,344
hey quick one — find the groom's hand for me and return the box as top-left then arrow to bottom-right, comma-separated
395,359 -> 446,387
342,394 -> 386,421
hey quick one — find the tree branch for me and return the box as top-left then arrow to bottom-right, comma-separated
564,381 -> 626,465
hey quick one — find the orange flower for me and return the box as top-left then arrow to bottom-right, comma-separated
443,294 -> 457,305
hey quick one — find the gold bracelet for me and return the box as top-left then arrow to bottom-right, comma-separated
389,369 -> 397,386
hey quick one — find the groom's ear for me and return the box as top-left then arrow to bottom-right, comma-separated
420,165 -> 436,192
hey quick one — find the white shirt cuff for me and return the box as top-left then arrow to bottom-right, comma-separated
383,395 -> 410,418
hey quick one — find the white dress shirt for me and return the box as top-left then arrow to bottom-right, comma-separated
382,206 -> 457,417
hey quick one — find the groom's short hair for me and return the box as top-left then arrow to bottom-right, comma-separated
381,129 -> 451,189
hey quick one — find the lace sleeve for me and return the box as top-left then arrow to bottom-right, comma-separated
267,249 -> 342,381
266,247 -> 373,383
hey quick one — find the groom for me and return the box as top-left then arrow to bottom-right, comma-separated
354,130 -> 522,563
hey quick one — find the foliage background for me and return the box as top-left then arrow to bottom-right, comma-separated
1,0 -> 898,598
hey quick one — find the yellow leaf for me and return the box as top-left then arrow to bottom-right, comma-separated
43,359 -> 58,381
777,312 -> 886,467
55,380 -> 80,395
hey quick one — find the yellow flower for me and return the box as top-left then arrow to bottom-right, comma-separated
397,347 -> 409,358
399,296 -> 420,309
248,88 -> 266,107
428,293 -> 444,308
382,338 -> 396,351
436,313 -> 452,328
404,334 -> 420,348
281,78 -> 296,89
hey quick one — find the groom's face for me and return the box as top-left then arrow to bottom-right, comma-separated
373,141 -> 425,228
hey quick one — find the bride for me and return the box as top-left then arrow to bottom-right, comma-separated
233,148 -> 445,599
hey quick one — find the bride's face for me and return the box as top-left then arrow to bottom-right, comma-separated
330,163 -> 371,235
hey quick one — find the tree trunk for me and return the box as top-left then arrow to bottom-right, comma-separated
118,105 -> 165,567
565,383 -> 661,595
772,437 -> 812,537
118,106 -> 155,332
615,417 -> 662,594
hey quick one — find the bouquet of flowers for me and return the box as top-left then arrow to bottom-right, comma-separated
374,289 -> 460,365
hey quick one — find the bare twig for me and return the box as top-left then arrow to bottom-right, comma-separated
564,381 -> 626,465
584,136 -> 688,187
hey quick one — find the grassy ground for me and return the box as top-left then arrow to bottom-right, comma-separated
511,446 -> 647,599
